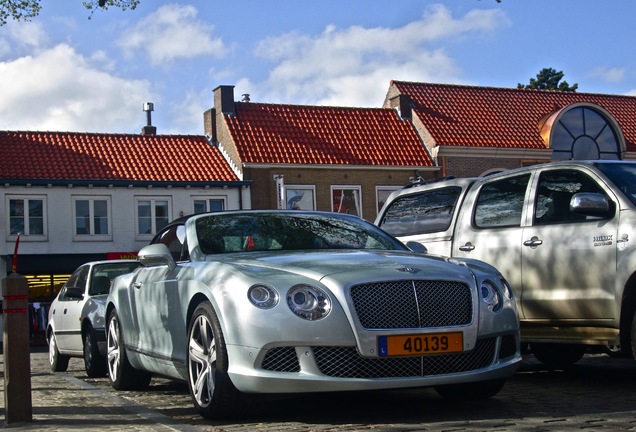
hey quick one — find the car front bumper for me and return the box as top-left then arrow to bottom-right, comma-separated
226,332 -> 521,393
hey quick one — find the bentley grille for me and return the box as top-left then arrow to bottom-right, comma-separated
261,335 -> 517,378
350,280 -> 472,329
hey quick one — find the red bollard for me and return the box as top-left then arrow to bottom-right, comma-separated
2,273 -> 33,424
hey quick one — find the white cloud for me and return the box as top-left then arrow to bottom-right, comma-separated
0,21 -> 49,58
249,4 -> 508,106
590,67 -> 626,84
7,21 -> 49,48
0,44 -> 155,132
117,4 -> 228,66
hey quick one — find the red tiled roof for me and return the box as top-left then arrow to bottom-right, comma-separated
392,81 -> 636,151
0,131 -> 238,182
224,102 -> 434,166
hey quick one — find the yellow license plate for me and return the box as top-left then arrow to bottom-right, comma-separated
378,332 -> 464,357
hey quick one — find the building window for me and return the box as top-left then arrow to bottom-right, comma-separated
7,196 -> 47,240
331,186 -> 362,216
73,196 -> 111,239
136,197 -> 171,237
193,197 -> 226,214
376,186 -> 401,214
285,186 -> 316,210
551,106 -> 621,160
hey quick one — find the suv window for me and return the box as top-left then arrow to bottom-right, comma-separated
534,169 -> 610,225
474,175 -> 530,228
378,186 -> 463,236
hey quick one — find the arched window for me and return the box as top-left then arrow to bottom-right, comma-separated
549,105 -> 622,160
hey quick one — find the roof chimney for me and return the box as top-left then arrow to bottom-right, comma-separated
214,85 -> 236,115
396,94 -> 412,120
242,93 -> 251,102
141,102 -> 157,135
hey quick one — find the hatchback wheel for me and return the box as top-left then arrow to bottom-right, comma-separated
106,309 -> 151,390
187,302 -> 242,419
48,333 -> 70,372
83,326 -> 107,378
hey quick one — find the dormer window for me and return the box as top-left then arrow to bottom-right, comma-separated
546,104 -> 622,160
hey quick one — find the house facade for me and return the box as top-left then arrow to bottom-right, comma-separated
384,81 -> 636,177
0,131 -> 250,302
204,85 -> 438,221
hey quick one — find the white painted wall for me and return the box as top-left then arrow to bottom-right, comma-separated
0,184 -> 252,257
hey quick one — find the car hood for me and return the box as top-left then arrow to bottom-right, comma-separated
215,249 -> 476,285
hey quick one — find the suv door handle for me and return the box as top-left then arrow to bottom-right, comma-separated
523,236 -> 543,248
133,282 -> 142,290
459,242 -> 475,252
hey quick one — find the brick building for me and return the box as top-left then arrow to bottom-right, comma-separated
204,85 -> 437,221
384,81 -> 636,177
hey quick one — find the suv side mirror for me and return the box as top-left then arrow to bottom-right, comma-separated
571,192 -> 611,216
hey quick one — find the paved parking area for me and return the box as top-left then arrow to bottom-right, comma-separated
2,347 -> 636,431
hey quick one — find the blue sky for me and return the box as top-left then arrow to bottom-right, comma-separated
0,1 -> 633,135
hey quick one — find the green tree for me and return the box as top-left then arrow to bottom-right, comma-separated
0,0 -> 140,26
517,68 -> 578,92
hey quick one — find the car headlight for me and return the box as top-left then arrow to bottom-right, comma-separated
248,284 -> 279,309
480,280 -> 502,312
287,284 -> 331,320
500,277 -> 514,300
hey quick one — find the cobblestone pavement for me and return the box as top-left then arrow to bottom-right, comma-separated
2,346 -> 636,431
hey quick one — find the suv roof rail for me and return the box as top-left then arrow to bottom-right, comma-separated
403,175 -> 456,189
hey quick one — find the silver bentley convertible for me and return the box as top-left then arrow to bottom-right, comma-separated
105,210 -> 520,419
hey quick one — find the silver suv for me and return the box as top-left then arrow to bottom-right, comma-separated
376,161 -> 636,367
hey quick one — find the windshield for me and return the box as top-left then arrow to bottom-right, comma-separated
596,162 -> 636,206
195,212 -> 406,254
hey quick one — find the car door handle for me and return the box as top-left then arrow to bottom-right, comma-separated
133,282 -> 143,290
523,236 -> 543,248
458,242 -> 475,252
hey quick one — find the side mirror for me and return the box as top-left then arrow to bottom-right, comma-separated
65,286 -> 84,300
138,243 -> 177,271
406,241 -> 428,254
571,192 -> 611,216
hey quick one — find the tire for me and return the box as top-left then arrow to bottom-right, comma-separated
106,309 -> 152,390
435,378 -> 506,400
48,332 -> 70,372
187,302 -> 242,419
531,343 -> 585,368
83,326 -> 107,378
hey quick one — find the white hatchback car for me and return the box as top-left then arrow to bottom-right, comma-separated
47,260 -> 139,377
